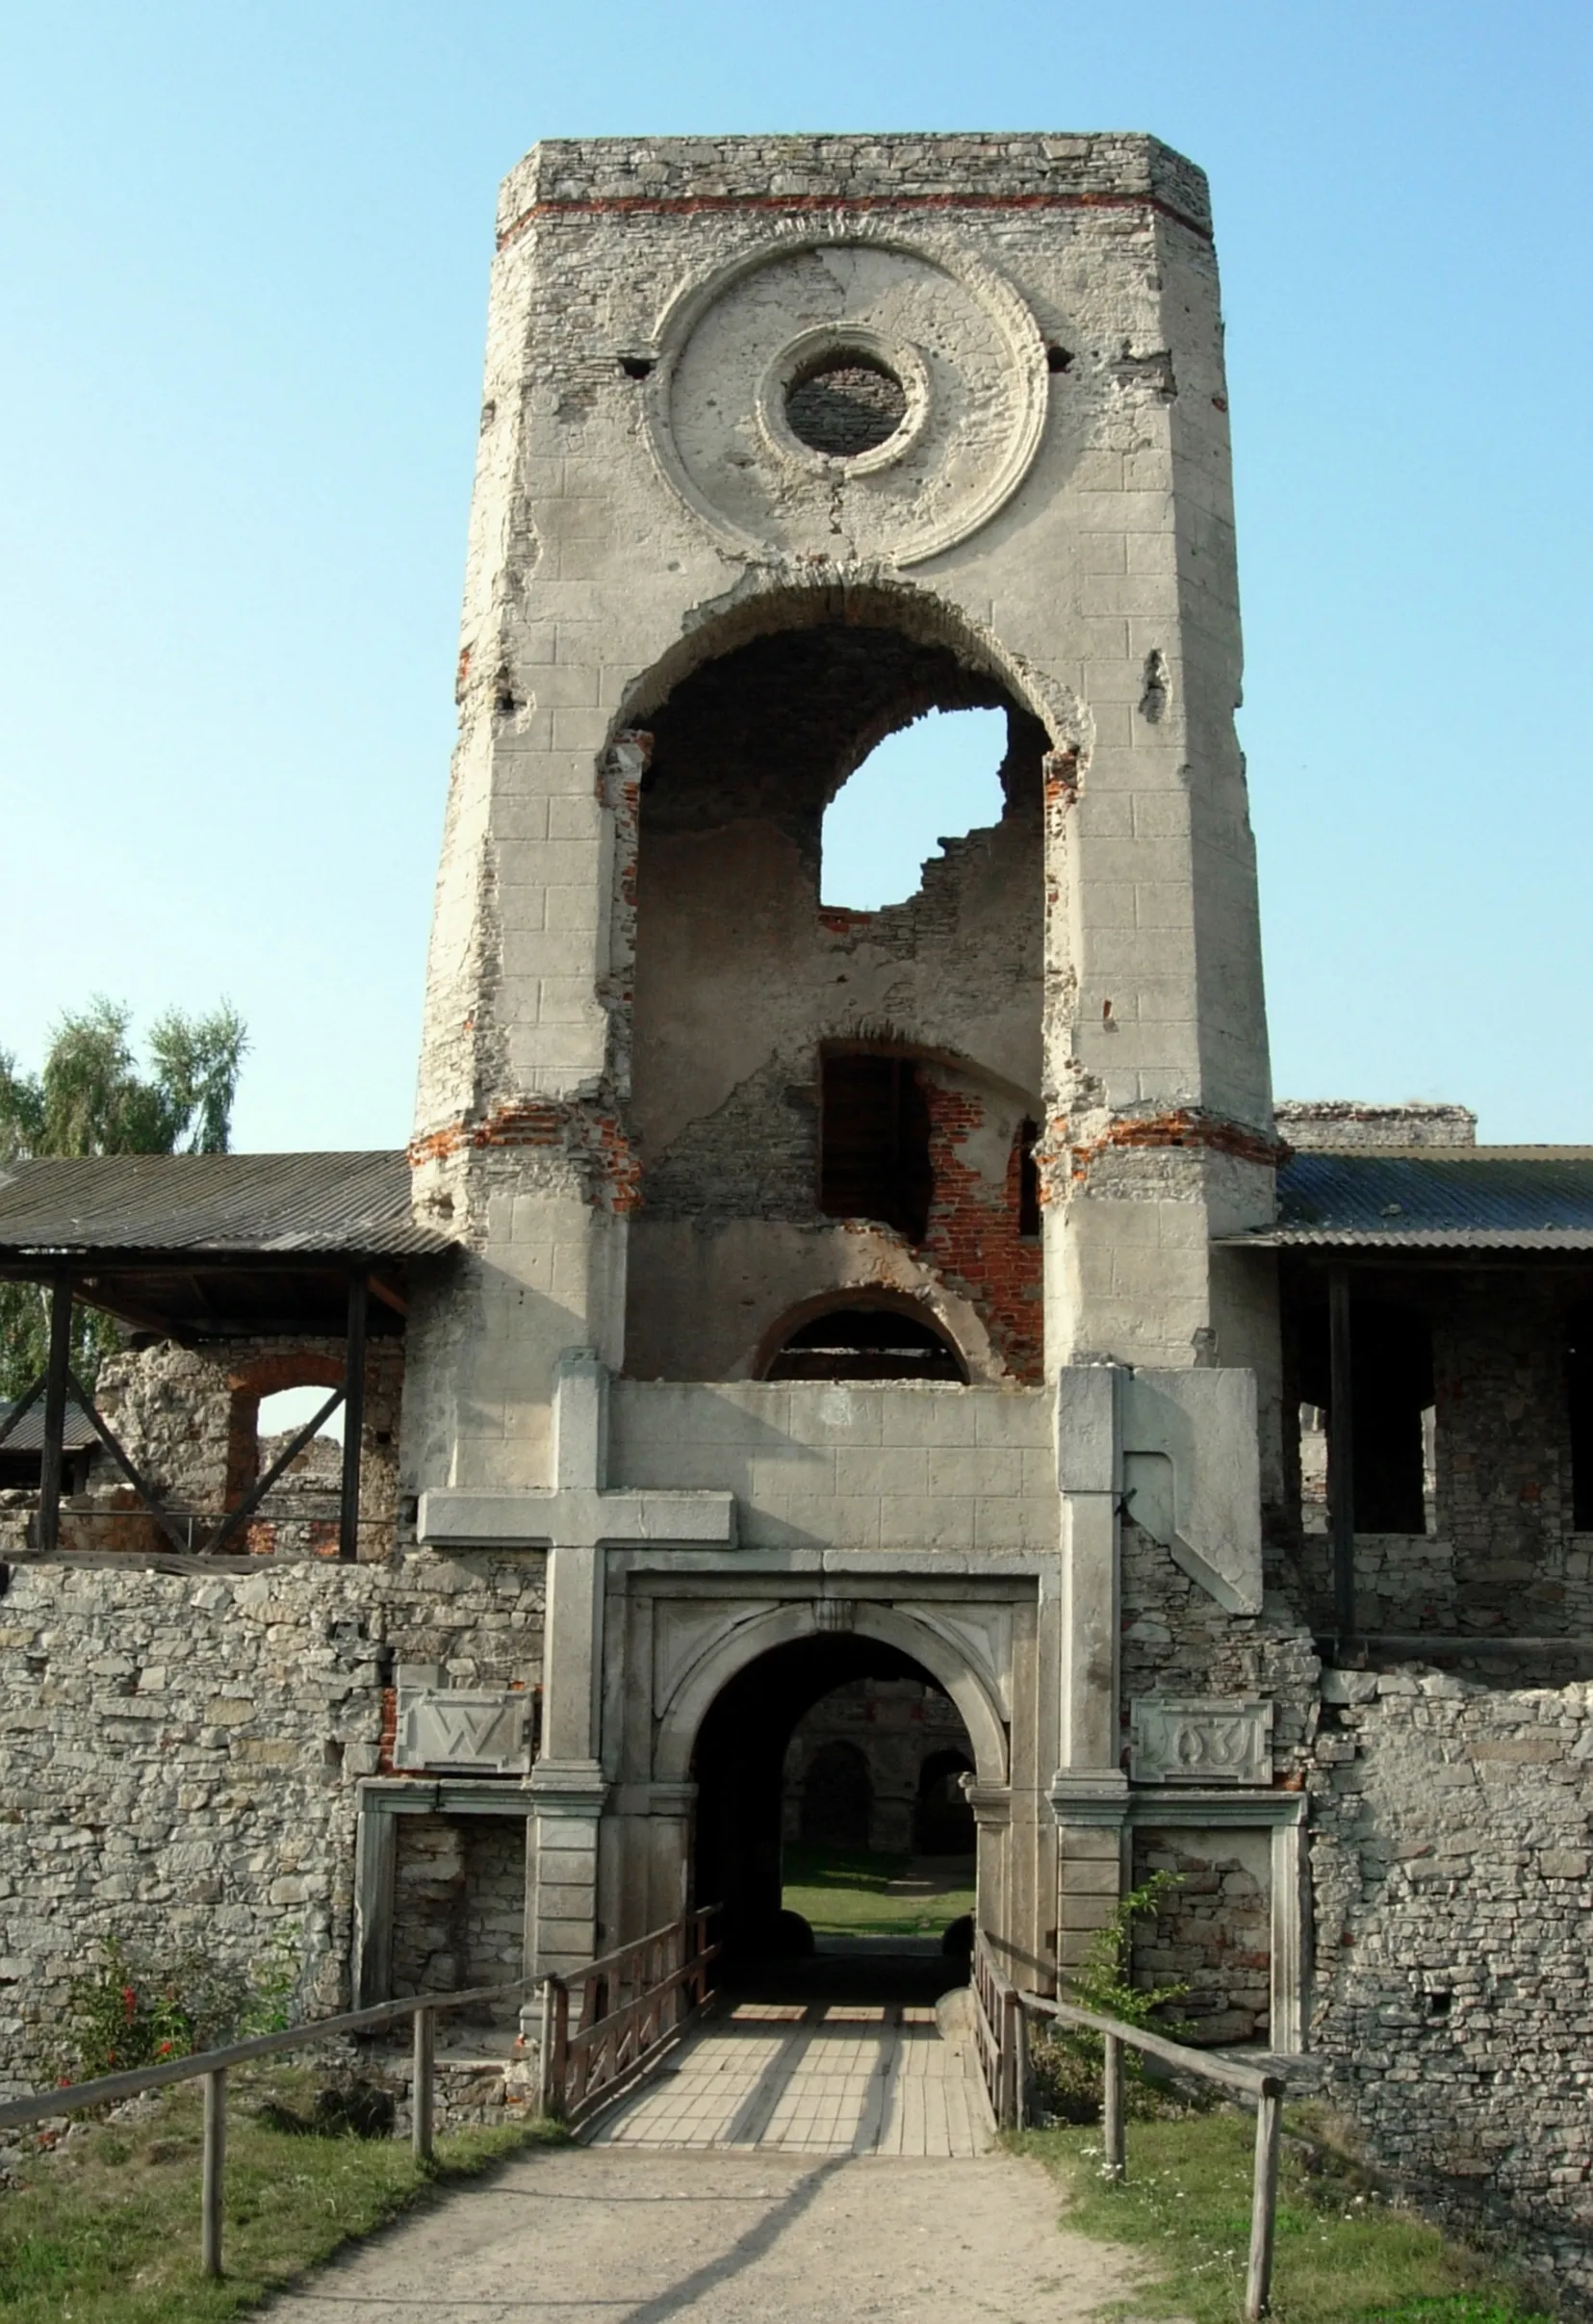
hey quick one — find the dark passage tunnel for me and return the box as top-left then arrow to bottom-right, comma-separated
691,1632 -> 976,1985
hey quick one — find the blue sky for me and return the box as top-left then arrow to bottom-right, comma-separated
2,0 -> 1588,1147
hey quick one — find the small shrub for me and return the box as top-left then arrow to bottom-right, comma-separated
58,1928 -> 302,2083
1029,1872 -> 1201,2125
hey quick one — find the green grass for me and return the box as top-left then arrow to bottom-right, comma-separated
781,1845 -> 976,1936
1018,2113 -> 1556,2324
0,2065 -> 565,2324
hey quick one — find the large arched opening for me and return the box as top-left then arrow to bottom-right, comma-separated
620,586 -> 1058,1388
680,1619 -> 998,1996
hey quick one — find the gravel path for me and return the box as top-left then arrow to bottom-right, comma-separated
260,2145 -> 1152,2322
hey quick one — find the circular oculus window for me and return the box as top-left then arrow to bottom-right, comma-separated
785,352 -> 908,457
757,326 -> 931,478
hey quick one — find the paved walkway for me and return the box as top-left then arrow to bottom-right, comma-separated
263,2147 -> 1144,2322
587,1999 -> 987,2156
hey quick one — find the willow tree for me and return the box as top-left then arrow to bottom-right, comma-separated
0,999 -> 247,1396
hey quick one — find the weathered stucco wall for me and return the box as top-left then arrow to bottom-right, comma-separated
402,128 -> 1275,1496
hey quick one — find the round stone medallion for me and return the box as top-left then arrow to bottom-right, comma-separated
646,237 -> 1048,567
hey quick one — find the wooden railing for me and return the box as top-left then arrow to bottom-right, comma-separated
538,1907 -> 720,2127
1015,1980 -> 1287,2323
971,1927 -> 1025,2130
0,1908 -> 720,2281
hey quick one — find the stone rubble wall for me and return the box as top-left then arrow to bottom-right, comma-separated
0,1336 -> 405,1563
0,1550 -> 545,2096
1308,1667 -> 1593,2301
390,1814 -> 527,2026
1275,1100 -> 1477,1149
1131,1829 -> 1272,2045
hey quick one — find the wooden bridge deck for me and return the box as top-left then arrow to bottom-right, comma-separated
585,1998 -> 991,2156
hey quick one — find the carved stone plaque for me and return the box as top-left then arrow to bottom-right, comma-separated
1129,1697 -> 1273,1786
395,1673 -> 533,1775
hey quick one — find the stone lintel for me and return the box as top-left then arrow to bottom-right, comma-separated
417,1485 -> 736,1550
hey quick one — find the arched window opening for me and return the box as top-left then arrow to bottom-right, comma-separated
819,1048 -> 932,1240
820,706 -> 1007,910
912,1749 -> 976,1855
1569,1303 -> 1593,1531
764,1305 -> 968,1384
223,1355 -> 346,1512
692,1635 -> 982,1975
259,1384 -> 346,1448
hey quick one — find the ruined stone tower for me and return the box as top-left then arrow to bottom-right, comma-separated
401,132 -> 1279,1981
10,129 -> 1593,2285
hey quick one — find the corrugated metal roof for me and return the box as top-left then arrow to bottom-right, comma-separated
0,1398 -> 96,1454
1230,1149 -> 1593,1250
0,1152 -> 454,1258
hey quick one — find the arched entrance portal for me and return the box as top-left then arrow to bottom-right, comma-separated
690,1631 -> 981,1977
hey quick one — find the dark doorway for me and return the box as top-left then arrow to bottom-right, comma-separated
691,1631 -> 978,1999
819,1050 -> 934,1241
1569,1303 -> 1593,1532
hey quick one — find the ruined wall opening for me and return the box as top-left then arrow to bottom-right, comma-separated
1296,1294 -> 1434,1535
223,1352 -> 345,1511
761,1301 -> 968,1383
820,706 -> 1007,910
391,1813 -> 526,2028
693,1633 -> 979,1992
819,1048 -> 933,1239
624,602 -> 1047,1386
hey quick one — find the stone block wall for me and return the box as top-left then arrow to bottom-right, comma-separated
0,1549 -> 545,2095
1308,1666 -> 1593,2299
609,1379 -> 1059,1552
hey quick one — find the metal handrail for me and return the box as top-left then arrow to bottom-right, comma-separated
1017,1984 -> 1285,2322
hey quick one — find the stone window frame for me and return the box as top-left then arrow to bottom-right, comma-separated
352,1776 -> 533,2009
1124,1788 -> 1309,2054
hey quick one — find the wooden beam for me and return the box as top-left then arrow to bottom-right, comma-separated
1327,1264 -> 1356,1652
36,1277 -> 73,1555
368,1274 -> 408,1320
339,1272 -> 368,1563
